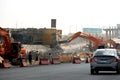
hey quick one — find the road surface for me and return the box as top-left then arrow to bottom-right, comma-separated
0,63 -> 120,80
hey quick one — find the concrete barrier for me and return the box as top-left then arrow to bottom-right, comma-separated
20,59 -> 27,67
73,57 -> 81,64
85,57 -> 90,63
51,57 -> 61,64
39,58 -> 50,65
1,59 -> 11,68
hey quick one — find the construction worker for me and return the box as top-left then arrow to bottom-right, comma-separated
18,52 -> 23,65
35,51 -> 39,61
28,51 -> 32,64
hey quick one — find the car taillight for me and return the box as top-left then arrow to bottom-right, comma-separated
114,57 -> 119,62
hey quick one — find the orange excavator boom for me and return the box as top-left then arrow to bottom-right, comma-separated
68,31 -> 117,49
68,32 -> 101,48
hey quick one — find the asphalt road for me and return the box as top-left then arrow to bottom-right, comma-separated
0,63 -> 120,80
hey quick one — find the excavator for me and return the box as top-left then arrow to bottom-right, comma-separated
67,31 -> 117,51
0,27 -> 26,65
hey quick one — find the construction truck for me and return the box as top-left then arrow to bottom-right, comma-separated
0,27 -> 26,65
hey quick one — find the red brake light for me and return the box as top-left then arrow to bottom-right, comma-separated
115,57 -> 119,62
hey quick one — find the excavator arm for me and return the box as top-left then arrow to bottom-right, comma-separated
68,32 -> 101,48
68,31 -> 117,49
0,28 -> 11,56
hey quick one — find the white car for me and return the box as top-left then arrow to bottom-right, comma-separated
90,49 -> 120,74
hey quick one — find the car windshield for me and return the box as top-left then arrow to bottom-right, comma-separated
94,49 -> 116,56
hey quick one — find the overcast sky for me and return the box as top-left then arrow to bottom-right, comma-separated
0,0 -> 120,34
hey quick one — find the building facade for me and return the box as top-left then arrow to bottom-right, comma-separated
9,28 -> 62,46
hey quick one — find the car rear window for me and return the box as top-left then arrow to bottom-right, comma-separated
94,49 -> 116,56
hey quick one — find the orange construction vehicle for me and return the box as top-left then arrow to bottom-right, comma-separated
68,31 -> 117,50
0,27 -> 26,64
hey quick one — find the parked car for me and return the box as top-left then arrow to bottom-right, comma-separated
90,48 -> 120,74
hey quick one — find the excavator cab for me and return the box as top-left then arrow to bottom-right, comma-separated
10,42 -> 21,58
